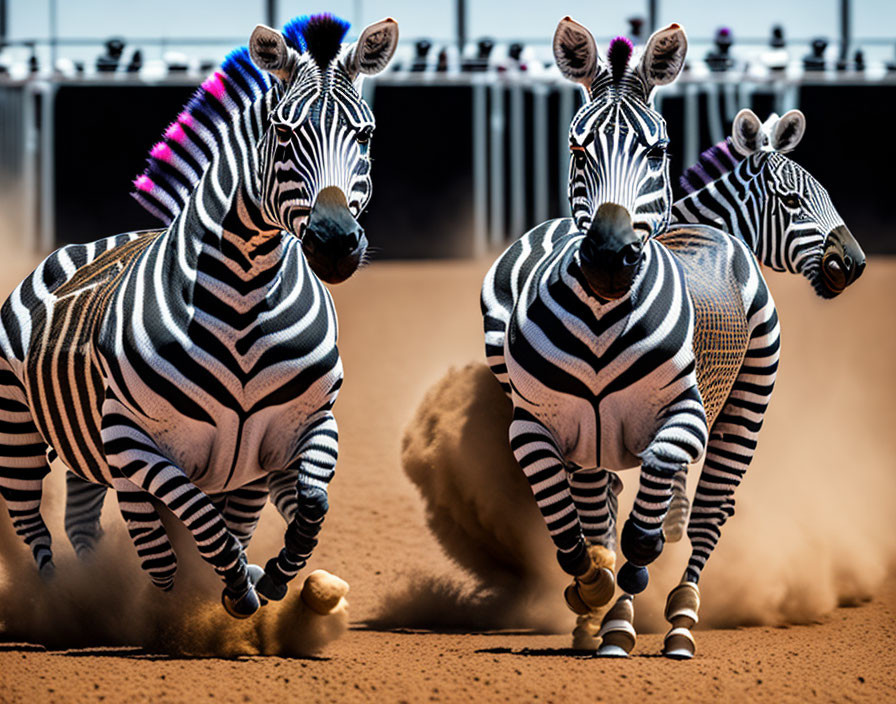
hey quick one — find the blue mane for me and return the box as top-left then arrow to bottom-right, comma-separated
131,13 -> 352,225
283,13 -> 351,67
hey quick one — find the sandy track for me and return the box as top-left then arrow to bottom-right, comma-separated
1,252 -> 895,702
2,577 -> 894,703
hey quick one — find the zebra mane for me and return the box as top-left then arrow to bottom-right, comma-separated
132,13 -> 353,225
607,36 -> 633,84
283,14 -> 351,67
132,48 -> 273,224
679,137 -> 747,195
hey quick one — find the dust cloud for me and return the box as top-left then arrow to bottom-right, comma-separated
400,359 -> 896,633
0,472 -> 348,657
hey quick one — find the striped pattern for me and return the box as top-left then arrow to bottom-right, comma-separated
657,226 -> 781,584
483,218 -> 708,576
0,15 -> 375,603
569,72 -> 673,240
673,144 -> 848,298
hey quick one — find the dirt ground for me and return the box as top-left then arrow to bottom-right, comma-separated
1,246 -> 895,703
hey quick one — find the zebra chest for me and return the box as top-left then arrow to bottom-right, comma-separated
97,281 -> 342,492
504,306 -> 677,472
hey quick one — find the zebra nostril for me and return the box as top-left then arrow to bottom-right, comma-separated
620,243 -> 641,268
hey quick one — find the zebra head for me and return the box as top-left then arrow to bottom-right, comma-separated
554,18 -> 687,300
249,15 -> 399,283
731,108 -> 866,298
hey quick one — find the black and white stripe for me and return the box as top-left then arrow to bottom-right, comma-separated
0,15 -> 396,614
672,109 -> 865,299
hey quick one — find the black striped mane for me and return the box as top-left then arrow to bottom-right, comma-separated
679,138 -> 746,195
284,14 -> 350,68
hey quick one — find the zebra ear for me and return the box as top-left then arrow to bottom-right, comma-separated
731,109 -> 765,155
346,18 -> 399,79
553,17 -> 600,92
770,110 -> 806,153
249,24 -> 297,81
637,23 -> 687,91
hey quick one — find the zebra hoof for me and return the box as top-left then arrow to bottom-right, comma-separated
597,623 -> 636,657
597,643 -> 630,658
38,559 -> 56,581
663,628 -> 696,660
246,564 -> 267,605
564,567 -> 615,614
597,596 -> 636,657
564,583 -> 590,615
617,562 -> 649,594
221,586 -> 261,619
256,573 -> 288,603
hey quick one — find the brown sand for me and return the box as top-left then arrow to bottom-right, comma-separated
1,249 -> 895,702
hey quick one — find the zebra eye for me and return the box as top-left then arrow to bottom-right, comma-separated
782,194 -> 802,209
273,123 -> 293,145
571,144 -> 586,165
357,127 -> 373,145
646,142 -> 668,161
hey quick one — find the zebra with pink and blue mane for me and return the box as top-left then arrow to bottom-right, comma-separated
0,13 -> 399,617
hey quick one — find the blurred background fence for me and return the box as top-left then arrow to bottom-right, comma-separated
0,0 -> 894,258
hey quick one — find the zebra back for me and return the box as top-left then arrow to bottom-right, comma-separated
655,226 -> 749,428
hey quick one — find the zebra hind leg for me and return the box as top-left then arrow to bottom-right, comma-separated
665,304 -> 780,659
65,472 -> 107,558
0,370 -> 54,577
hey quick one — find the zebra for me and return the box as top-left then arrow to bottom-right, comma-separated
660,108 -> 866,545
481,17 -> 780,658
0,14 -> 399,618
673,108 -> 865,299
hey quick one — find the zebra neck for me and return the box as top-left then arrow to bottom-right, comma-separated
672,157 -> 766,256
167,96 -> 288,288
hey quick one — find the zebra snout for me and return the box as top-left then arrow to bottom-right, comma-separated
303,186 -> 368,284
579,203 -> 643,301
821,225 -> 866,296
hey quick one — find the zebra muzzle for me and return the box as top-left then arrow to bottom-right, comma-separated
579,203 -> 643,300
303,186 -> 368,284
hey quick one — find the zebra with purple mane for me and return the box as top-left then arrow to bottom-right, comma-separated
0,13 -> 399,617
673,109 -> 865,298
659,108 -> 866,544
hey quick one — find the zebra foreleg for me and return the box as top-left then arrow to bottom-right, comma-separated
598,391 -> 707,658
211,476 -> 270,549
0,367 -> 54,576
64,472 -> 107,557
256,412 -> 338,603
566,470 -> 620,649
110,478 -> 179,591
508,409 -> 595,590
617,387 -> 708,597
665,308 -> 780,659
101,398 -> 259,618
